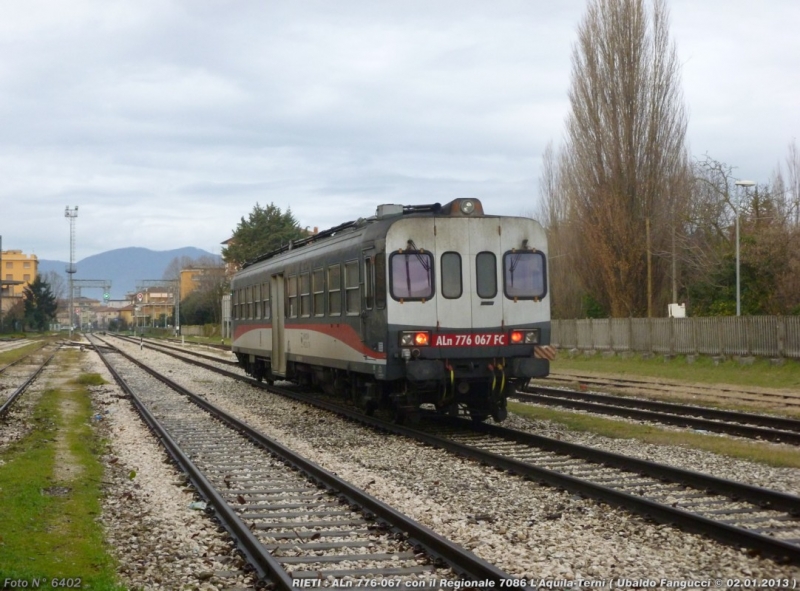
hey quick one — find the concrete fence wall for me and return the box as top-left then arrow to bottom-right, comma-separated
552,316 -> 800,359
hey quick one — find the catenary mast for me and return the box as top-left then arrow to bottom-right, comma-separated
65,206 -> 78,337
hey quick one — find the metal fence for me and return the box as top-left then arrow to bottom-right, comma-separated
552,316 -> 800,359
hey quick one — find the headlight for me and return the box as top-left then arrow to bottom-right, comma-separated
460,199 -> 475,215
400,331 -> 430,347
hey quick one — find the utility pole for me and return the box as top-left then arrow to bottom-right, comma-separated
65,206 -> 78,337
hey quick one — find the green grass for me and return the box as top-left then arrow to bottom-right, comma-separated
0,341 -> 46,365
73,373 -> 107,387
0,364 -> 123,589
552,352 -> 800,390
509,401 -> 800,468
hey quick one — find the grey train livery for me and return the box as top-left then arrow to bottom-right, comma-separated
231,198 -> 553,422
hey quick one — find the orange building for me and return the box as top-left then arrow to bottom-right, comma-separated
1,249 -> 38,316
180,267 -> 227,300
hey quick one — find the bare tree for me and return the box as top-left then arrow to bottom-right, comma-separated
537,142 -> 584,318
558,0 -> 690,317
42,271 -> 66,306
786,139 -> 800,226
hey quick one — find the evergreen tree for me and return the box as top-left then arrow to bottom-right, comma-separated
222,203 -> 306,268
23,275 -> 58,331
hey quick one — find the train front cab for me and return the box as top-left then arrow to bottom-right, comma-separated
383,199 -> 552,422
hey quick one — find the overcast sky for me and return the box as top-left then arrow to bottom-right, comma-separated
1,0 -> 798,262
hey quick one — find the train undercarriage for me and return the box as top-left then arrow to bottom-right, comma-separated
236,354 -> 514,423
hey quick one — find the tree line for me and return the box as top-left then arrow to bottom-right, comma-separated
10,0 -> 797,327
537,0 -> 800,319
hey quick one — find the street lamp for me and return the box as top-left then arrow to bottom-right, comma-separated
734,180 -> 755,316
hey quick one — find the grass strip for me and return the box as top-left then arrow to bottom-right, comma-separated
0,341 -> 47,366
509,401 -> 800,469
0,357 -> 123,590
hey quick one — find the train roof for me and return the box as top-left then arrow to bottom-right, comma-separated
241,198 -> 486,269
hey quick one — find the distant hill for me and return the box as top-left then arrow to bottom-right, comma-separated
37,247 -> 222,300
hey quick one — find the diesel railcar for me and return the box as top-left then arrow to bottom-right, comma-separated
231,198 -> 553,422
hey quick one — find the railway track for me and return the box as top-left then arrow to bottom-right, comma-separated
117,334 -> 800,445
102,334 -> 800,565
0,337 -> 36,355
0,344 -> 56,418
90,336 -> 522,587
119,334 -> 238,367
539,371 -> 800,411
516,384 -> 800,445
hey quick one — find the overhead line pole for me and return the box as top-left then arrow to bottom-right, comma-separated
65,206 -> 79,337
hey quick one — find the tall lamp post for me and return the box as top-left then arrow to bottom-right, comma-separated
65,206 -> 79,336
734,180 -> 755,316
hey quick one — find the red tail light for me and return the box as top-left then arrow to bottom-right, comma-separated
510,330 -> 524,344
400,331 -> 431,347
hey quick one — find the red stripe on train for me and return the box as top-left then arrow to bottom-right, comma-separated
233,322 -> 387,360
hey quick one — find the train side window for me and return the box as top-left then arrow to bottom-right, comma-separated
262,282 -> 270,319
441,252 -> 462,299
345,260 -> 360,315
389,251 -> 434,300
375,252 -> 386,309
300,271 -> 311,317
364,257 -> 374,310
247,286 -> 253,318
313,268 -> 325,317
476,252 -> 497,299
287,275 -> 298,318
328,264 -> 341,316
254,283 -> 261,319
503,251 -> 547,299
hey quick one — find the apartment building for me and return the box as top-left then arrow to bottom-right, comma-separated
180,266 -> 227,299
1,249 -> 38,315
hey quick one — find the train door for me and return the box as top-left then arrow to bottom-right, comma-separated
270,274 -> 287,376
468,218 -> 503,330
361,248 -> 375,341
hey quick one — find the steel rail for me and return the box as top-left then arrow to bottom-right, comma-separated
95,337 -> 522,586
93,342 -> 295,588
0,348 -> 56,418
116,335 -> 238,367
516,386 -> 800,445
103,334 -> 800,564
0,341 -> 47,375
540,373 -> 800,407
280,394 -> 800,565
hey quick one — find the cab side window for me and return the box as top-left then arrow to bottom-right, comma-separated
503,251 -> 547,299
389,251 -> 434,300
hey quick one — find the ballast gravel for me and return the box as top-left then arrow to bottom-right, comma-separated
85,351 -> 257,590
94,338 -> 800,587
